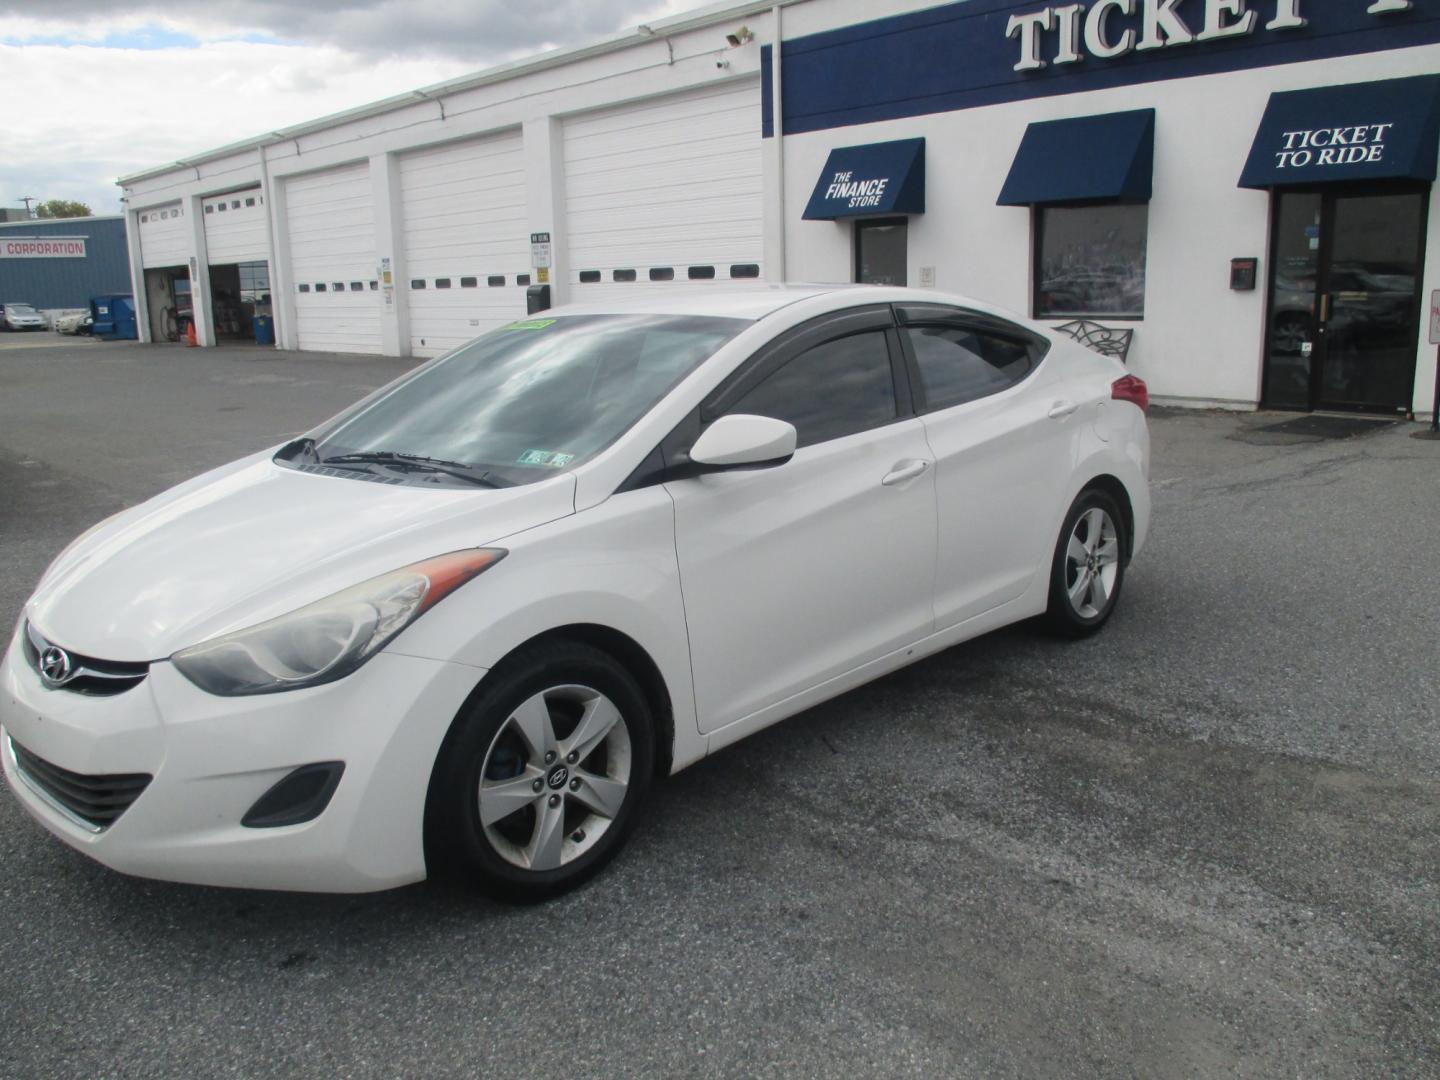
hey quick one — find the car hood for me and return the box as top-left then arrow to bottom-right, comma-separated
26,452 -> 577,661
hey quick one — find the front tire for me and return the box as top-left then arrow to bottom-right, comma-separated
425,640 -> 654,902
1043,488 -> 1128,637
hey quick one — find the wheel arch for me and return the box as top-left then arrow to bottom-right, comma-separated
1079,473 -> 1136,562
434,623 -> 677,784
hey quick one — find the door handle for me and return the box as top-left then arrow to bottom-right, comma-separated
881,459 -> 930,487
1047,400 -> 1080,419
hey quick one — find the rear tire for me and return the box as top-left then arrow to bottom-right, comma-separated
1042,488 -> 1128,638
425,640 -> 654,902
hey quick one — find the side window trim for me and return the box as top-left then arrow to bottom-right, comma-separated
894,302 -> 1051,354
885,326 -> 917,419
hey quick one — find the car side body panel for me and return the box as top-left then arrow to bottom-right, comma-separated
667,417 -> 939,734
387,484 -> 707,774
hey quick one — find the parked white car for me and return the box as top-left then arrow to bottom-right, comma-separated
0,302 -> 46,331
53,310 -> 93,336
1,286 -> 1150,900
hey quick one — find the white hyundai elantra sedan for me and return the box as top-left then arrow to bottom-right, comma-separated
1,286 -> 1149,900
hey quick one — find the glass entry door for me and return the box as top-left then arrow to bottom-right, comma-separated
1263,187 -> 1427,413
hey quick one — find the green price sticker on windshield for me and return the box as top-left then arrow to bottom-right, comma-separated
518,449 -> 575,468
506,318 -> 556,331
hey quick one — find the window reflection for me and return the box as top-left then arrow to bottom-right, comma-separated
1036,204 -> 1147,318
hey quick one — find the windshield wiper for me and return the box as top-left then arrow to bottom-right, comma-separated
317,450 -> 510,487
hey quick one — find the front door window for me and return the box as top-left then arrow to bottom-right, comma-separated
1263,187 -> 1426,413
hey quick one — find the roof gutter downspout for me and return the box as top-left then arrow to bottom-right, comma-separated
770,3 -> 786,282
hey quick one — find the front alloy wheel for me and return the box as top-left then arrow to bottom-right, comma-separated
478,685 -> 632,872
427,640 -> 653,900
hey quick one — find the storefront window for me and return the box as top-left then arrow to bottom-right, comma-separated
1035,204 -> 1147,319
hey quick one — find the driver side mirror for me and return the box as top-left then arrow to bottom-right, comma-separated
688,414 -> 797,470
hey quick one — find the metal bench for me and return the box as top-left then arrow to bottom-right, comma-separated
1052,319 -> 1135,364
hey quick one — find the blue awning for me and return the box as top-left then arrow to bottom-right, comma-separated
1239,75 -> 1440,189
802,138 -> 925,220
997,109 -> 1155,207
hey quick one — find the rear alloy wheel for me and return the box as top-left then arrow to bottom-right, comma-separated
1043,489 -> 1127,637
427,641 -> 653,900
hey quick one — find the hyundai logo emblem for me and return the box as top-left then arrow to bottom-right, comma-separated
547,764 -> 569,790
39,645 -> 74,687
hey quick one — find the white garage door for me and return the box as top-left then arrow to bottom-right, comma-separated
138,202 -> 189,268
399,130 -> 528,357
203,189 -> 268,265
284,162 -> 380,354
563,80 -> 764,304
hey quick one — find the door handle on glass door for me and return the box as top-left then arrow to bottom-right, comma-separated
1048,400 -> 1080,419
881,459 -> 930,487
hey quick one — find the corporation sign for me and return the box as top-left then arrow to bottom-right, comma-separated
0,237 -> 88,259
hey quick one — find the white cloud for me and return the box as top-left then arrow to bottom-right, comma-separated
0,0 -> 711,214
0,0 -> 705,58
3,39 -> 484,211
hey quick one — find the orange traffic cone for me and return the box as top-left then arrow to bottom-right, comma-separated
185,320 -> 197,347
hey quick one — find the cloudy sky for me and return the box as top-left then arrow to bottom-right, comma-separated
1,0 -> 709,216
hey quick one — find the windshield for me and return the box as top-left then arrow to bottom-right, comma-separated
7,304 -> 36,315
291,314 -> 747,487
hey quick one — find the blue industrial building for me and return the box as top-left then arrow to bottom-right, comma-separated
0,216 -> 131,315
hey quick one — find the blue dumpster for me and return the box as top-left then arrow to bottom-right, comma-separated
90,294 -> 137,340
253,314 -> 275,345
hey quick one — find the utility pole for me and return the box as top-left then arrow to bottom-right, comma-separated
18,196 -> 35,218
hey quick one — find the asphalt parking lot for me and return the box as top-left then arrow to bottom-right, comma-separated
1,338 -> 1437,1077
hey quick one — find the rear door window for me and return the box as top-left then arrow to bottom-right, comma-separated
897,304 -> 1047,412
904,325 -> 1032,410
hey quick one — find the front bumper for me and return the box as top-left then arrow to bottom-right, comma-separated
0,629 -> 484,892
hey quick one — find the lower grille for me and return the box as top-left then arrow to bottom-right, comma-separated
8,737 -> 151,832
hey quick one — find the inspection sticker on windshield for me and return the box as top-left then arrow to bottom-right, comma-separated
505,318 -> 556,331
517,449 -> 575,468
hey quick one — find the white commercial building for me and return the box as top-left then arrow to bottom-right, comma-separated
119,0 -> 1440,417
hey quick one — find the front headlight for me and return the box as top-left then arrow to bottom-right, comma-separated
170,548 -> 506,696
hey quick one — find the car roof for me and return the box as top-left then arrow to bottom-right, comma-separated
541,284 -> 1036,326
547,284 -> 852,321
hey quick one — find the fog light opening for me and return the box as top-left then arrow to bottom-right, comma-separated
242,762 -> 345,829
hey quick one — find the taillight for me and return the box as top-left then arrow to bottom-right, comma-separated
1111,374 -> 1149,413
